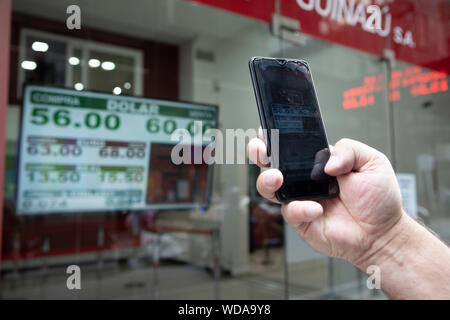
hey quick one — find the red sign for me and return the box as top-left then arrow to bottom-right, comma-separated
188,0 -> 450,73
342,67 -> 448,109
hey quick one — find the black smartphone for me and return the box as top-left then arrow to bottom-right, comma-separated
249,56 -> 339,202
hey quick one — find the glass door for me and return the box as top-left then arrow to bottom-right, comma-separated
276,33 -> 390,299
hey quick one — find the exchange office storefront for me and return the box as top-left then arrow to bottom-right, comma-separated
0,0 -> 449,299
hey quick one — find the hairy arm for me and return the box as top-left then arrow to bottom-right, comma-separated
356,212 -> 450,299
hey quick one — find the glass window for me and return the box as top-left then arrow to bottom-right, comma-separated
18,29 -> 143,97
1,0 -> 449,301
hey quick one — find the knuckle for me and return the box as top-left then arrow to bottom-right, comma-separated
247,138 -> 257,150
377,151 -> 391,164
336,138 -> 353,147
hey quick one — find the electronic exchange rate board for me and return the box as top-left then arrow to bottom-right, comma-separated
16,85 -> 217,215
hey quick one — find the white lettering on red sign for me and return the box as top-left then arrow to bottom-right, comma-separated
296,0 -> 414,47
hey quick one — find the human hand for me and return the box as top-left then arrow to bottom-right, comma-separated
247,131 -> 406,268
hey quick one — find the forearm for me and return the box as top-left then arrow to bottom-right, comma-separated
357,212 -> 450,299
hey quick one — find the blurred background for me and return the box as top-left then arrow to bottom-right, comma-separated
0,0 -> 448,299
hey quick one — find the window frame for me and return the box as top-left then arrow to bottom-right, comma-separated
18,28 -> 144,99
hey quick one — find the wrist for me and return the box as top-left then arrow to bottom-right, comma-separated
355,211 -> 450,299
354,210 -> 416,272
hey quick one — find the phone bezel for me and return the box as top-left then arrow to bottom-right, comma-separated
248,56 -> 339,202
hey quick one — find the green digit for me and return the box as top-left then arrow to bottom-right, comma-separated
39,171 -> 49,183
70,171 -> 80,183
53,110 -> 70,127
109,172 -> 117,183
146,118 -> 160,133
26,171 -> 34,182
202,123 -> 214,134
30,107 -> 49,125
135,172 -> 143,183
187,121 -> 200,135
125,172 -> 133,183
85,112 -> 101,129
163,119 -> 177,134
58,171 -> 68,183
105,114 -> 120,130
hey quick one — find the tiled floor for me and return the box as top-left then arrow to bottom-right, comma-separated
0,248 -> 386,300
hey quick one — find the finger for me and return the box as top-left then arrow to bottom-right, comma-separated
247,137 -> 270,168
256,169 -> 283,203
258,126 -> 265,142
325,138 -> 382,176
281,200 -> 324,225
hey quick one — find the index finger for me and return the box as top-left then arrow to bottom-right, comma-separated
247,137 -> 270,168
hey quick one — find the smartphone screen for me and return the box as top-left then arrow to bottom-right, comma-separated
249,57 -> 339,201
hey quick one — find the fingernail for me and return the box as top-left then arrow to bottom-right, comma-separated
305,203 -> 322,218
263,174 -> 278,188
326,155 -> 340,170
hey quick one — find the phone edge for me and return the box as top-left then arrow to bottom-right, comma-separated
248,56 -> 339,203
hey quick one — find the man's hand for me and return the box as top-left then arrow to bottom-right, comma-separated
247,133 -> 405,267
248,131 -> 450,299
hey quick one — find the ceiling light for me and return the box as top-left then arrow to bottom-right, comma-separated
31,41 -> 49,52
101,61 -> 115,71
113,87 -> 122,95
21,60 -> 37,70
69,57 -> 80,65
88,58 -> 101,68
74,83 -> 84,91
124,82 -> 132,90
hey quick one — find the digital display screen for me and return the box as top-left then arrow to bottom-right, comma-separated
253,58 -> 338,199
16,85 -> 217,215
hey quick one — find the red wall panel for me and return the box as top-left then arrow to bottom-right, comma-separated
0,0 -> 12,267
